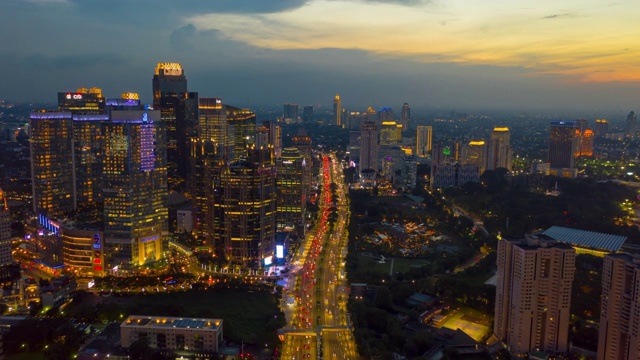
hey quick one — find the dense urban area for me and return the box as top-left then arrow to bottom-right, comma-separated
0,75 -> 639,360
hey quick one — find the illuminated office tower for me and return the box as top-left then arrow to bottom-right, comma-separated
580,129 -> 594,156
292,130 -> 313,190
302,105 -> 314,123
0,188 -> 12,266
276,147 -> 306,231
30,110 -> 75,217
190,98 -> 228,239
379,121 -> 402,146
401,103 -> 410,130
260,121 -> 282,158
494,235 -> 575,356
597,253 -> 640,360
152,62 -> 198,186
348,131 -> 361,166
626,111 -> 637,138
595,119 -> 609,137
333,94 -> 342,127
549,121 -> 578,169
218,145 -> 276,267
488,127 -> 512,171
283,103 -> 298,123
58,88 -> 105,114
102,108 -> 167,268
416,126 -> 432,158
462,140 -> 488,173
360,121 -> 378,174
227,105 -> 256,161
377,107 -> 393,123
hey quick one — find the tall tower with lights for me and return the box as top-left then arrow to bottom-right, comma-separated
152,62 -> 198,188
333,94 -> 342,127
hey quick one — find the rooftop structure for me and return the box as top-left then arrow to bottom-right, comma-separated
541,226 -> 626,255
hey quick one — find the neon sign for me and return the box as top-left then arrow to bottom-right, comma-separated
66,93 -> 83,100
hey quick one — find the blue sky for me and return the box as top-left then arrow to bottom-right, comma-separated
1,0 -> 639,113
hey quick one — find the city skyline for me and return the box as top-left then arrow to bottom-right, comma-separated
1,1 -> 639,112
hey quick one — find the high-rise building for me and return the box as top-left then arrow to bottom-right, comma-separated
379,121 -> 402,146
333,94 -> 342,127
598,253 -> 640,360
488,127 -> 512,171
377,107 -> 393,123
302,105 -> 314,123
348,131 -> 361,166
494,235 -> 575,356
291,130 -> 313,191
401,103 -> 410,131
430,163 -> 480,189
0,188 -> 12,266
283,103 -> 298,123
401,156 -> 417,191
626,111 -> 637,138
218,146 -> 276,267
102,108 -> 167,268
190,98 -> 228,240
58,88 -> 105,114
226,106 -> 256,161
30,111 -> 75,217
415,126 -> 433,158
360,121 -> 378,175
462,140 -> 488,173
595,119 -> 609,138
276,147 -> 306,231
575,128 -> 594,157
549,121 -> 578,169
58,88 -> 108,208
260,121 -> 282,158
152,62 -> 197,187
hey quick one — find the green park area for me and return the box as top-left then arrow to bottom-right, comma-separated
64,289 -> 285,346
357,252 -> 430,275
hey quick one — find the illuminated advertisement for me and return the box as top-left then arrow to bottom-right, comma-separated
93,233 -> 101,249
264,256 -> 273,266
276,245 -> 284,259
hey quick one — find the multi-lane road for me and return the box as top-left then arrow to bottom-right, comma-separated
281,154 -> 357,360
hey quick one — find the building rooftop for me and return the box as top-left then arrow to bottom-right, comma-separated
541,226 -> 626,252
122,315 -> 222,330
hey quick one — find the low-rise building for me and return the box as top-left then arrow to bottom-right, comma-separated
121,315 -> 223,353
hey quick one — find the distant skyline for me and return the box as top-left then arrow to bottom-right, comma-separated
1,0 -> 639,113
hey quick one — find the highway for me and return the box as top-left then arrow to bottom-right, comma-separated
281,154 -> 358,359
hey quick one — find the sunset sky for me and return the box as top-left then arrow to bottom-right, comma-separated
1,0 -> 638,113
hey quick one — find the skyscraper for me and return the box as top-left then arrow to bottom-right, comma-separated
415,126 -> 432,158
488,127 -> 512,171
30,110 -> 75,217
226,106 -> 256,161
152,62 -> 197,187
291,130 -> 313,192
626,111 -> 637,138
333,94 -> 342,127
595,119 -> 609,138
0,188 -> 12,266
494,235 -> 575,356
549,121 -> 578,169
283,103 -> 298,123
377,107 -> 393,123
102,107 -> 167,268
302,105 -> 314,123
360,121 -> 378,175
190,98 -> 228,240
462,140 -> 487,173
379,121 -> 402,146
598,253 -> 640,360
276,147 -> 306,231
219,145 -> 276,267
401,103 -> 410,131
